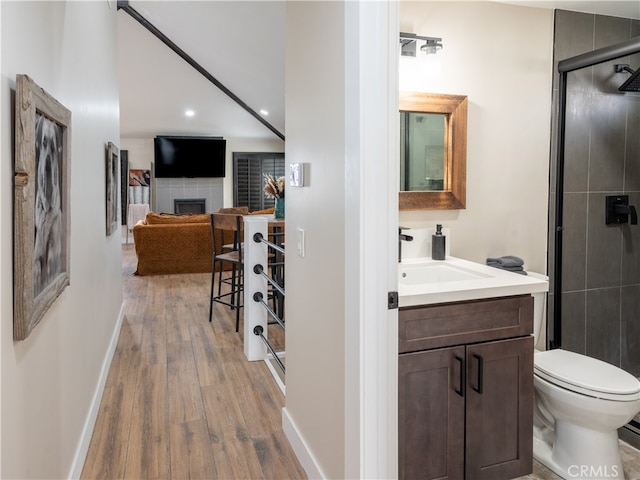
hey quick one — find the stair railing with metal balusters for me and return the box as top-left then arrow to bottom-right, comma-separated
243,216 -> 285,391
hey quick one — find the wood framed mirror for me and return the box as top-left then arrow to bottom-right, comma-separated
399,91 -> 468,210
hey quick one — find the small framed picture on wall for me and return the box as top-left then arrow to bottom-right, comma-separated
106,142 -> 119,236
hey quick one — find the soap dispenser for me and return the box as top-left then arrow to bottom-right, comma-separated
432,224 -> 446,260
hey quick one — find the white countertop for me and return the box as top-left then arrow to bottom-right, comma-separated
398,256 -> 549,308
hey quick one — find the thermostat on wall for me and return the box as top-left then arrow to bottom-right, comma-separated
290,163 -> 305,187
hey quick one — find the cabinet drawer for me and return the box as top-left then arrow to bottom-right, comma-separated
399,295 -> 533,353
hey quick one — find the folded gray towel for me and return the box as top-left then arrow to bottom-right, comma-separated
508,269 -> 527,275
486,255 -> 524,268
486,256 -> 527,275
489,266 -> 528,275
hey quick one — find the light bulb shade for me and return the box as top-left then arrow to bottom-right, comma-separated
420,39 -> 443,55
400,32 -> 443,57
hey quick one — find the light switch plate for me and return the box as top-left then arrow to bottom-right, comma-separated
290,163 -> 304,187
297,227 -> 305,257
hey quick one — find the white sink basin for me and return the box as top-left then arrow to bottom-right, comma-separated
399,262 -> 490,285
398,257 -> 548,307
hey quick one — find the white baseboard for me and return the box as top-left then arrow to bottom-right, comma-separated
264,352 -> 285,395
67,303 -> 125,479
282,407 -> 325,480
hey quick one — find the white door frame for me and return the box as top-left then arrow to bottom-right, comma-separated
344,2 -> 399,478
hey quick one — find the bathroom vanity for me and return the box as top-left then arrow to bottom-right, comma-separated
397,258 -> 548,480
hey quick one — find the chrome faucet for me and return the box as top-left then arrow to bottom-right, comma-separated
398,227 -> 413,263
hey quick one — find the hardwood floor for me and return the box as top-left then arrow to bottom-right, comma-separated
81,245 -> 303,480
83,245 -> 640,479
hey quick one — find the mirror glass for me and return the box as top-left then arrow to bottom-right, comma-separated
400,112 -> 446,191
399,91 -> 468,210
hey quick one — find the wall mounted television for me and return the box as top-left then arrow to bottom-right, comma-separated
154,136 -> 226,178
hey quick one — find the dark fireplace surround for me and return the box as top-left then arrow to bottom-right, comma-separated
174,198 -> 206,215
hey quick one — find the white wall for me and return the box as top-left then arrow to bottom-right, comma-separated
284,2 -> 347,478
399,1 -> 553,274
1,2 -> 122,478
121,137 -> 154,169
282,2 -> 399,477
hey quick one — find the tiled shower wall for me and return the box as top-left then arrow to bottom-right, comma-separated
548,10 -> 640,377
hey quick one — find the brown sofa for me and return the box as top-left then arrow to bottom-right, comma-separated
132,208 -> 273,276
132,212 -> 214,275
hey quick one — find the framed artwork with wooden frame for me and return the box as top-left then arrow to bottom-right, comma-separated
105,142 -> 119,236
14,74 -> 71,341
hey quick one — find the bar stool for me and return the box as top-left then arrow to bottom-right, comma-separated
216,206 -> 248,252
209,213 -> 244,332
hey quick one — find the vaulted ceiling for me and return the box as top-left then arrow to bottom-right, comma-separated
117,1 -> 285,141
116,1 -> 640,142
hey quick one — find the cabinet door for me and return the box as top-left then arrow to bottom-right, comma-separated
399,346 -> 465,480
465,336 -> 533,480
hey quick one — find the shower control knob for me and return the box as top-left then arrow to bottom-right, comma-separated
606,195 -> 638,225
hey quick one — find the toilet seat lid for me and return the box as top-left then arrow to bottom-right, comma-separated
534,349 -> 640,397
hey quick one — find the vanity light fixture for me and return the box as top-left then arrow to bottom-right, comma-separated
184,109 -> 195,117
421,38 -> 443,55
400,32 -> 443,57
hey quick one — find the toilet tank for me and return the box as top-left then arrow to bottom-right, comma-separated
526,272 -> 549,347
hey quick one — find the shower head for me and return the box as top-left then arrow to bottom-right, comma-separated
615,64 -> 640,92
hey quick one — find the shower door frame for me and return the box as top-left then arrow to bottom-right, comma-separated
552,35 -> 640,349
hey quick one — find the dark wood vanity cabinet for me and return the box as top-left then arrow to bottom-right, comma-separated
398,295 -> 534,480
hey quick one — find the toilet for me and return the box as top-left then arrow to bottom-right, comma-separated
530,273 -> 640,479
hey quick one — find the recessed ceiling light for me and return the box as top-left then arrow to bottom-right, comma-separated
185,109 -> 195,117
260,109 -> 269,116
